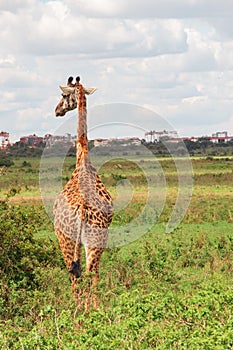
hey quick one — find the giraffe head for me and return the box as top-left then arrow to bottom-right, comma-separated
55,86 -> 77,117
55,85 -> 97,117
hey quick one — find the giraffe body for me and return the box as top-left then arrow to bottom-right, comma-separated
53,83 -> 113,308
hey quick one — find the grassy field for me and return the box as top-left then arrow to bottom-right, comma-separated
1,155 -> 233,349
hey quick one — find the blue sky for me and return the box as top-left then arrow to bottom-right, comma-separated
0,0 -> 233,142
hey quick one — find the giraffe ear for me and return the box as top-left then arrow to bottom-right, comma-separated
59,85 -> 75,94
84,87 -> 97,95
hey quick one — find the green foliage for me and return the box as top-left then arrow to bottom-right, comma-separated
0,157 -> 14,167
1,223 -> 233,349
5,186 -> 21,198
1,156 -> 233,349
21,160 -> 32,167
0,199 -> 64,321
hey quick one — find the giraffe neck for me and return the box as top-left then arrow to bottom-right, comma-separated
76,84 -> 88,164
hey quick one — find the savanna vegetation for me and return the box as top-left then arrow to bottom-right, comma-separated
1,152 -> 233,349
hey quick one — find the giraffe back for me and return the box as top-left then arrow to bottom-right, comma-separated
53,153 -> 113,248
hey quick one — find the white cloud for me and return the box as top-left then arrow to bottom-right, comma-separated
0,0 -> 233,142
67,0 -> 122,18
0,0 -> 34,12
66,0 -> 233,19
0,8 -> 188,58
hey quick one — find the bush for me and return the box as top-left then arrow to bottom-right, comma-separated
0,157 -> 14,167
21,160 -> 32,167
0,199 -> 63,319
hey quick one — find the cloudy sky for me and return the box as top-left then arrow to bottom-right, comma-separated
0,0 -> 233,142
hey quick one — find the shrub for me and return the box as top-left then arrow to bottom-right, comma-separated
0,157 -> 14,167
21,160 -> 32,167
0,199 -> 63,319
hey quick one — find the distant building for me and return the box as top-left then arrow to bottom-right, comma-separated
94,138 -> 109,147
211,131 -> 233,143
145,130 -> 233,144
19,134 -> 43,146
0,131 -> 10,149
145,130 -> 178,143
12,130 -> 233,148
44,133 -> 72,146
94,137 -> 141,147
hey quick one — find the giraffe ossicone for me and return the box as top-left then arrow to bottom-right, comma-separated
53,81 -> 113,309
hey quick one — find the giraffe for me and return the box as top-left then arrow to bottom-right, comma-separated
53,82 -> 113,309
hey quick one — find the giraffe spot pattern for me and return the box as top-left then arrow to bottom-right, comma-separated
54,83 -> 114,308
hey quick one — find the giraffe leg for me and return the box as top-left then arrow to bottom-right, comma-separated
55,229 -> 82,304
84,247 -> 104,309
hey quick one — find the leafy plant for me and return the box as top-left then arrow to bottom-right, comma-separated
0,199 -> 64,320
0,157 -> 14,167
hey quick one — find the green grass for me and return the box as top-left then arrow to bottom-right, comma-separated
1,221 -> 233,349
1,156 -> 233,349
